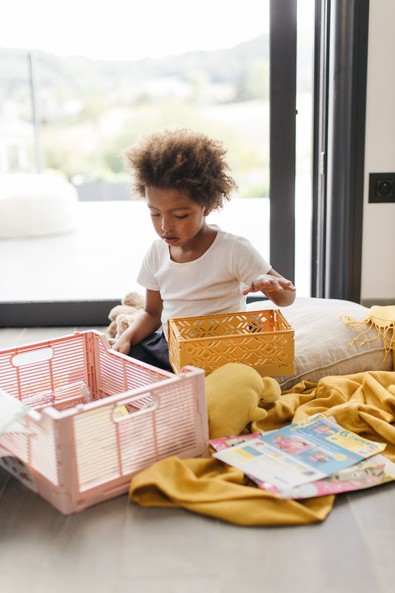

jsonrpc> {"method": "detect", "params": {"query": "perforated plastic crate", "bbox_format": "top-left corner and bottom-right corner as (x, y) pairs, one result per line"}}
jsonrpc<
(168, 309), (294, 376)
(0, 330), (208, 514)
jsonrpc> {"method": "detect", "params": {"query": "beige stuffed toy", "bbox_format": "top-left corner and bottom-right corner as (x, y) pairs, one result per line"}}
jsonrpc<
(107, 291), (144, 340)
(205, 362), (281, 439)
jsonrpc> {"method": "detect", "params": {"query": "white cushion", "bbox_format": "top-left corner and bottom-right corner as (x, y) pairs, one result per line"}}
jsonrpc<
(0, 174), (77, 238)
(247, 297), (393, 390)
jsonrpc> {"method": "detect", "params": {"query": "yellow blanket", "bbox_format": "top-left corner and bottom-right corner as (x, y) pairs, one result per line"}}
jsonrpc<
(129, 370), (395, 526)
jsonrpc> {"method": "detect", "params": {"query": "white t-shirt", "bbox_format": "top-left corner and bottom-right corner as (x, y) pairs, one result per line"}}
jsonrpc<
(137, 228), (271, 339)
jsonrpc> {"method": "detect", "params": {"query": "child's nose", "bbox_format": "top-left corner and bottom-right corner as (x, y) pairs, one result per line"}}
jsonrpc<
(161, 216), (172, 232)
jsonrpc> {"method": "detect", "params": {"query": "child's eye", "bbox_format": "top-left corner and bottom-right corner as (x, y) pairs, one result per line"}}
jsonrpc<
(175, 214), (188, 219)
(150, 213), (160, 218)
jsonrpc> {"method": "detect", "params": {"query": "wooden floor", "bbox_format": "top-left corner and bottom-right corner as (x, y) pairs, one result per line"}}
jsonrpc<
(1, 327), (395, 593)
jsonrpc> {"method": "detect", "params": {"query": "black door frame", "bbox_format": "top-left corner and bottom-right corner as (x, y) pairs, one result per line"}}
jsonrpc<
(311, 0), (370, 302)
(269, 0), (297, 283)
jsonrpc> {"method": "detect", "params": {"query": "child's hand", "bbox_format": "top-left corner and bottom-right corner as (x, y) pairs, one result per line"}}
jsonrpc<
(111, 334), (132, 355)
(242, 274), (296, 296)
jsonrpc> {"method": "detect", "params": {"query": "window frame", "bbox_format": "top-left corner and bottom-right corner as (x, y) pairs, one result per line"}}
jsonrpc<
(269, 0), (297, 284)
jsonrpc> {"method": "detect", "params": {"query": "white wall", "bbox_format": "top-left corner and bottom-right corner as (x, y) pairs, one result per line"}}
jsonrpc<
(361, 0), (395, 304)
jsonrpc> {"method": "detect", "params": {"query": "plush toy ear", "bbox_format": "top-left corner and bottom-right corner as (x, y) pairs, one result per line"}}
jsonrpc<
(251, 408), (268, 422)
(108, 304), (125, 321)
(122, 291), (145, 308)
(250, 408), (270, 434)
(107, 320), (117, 338)
(260, 377), (281, 406)
(116, 313), (135, 338)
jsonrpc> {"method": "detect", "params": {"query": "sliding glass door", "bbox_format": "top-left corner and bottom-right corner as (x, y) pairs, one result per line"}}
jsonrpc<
(0, 0), (315, 325)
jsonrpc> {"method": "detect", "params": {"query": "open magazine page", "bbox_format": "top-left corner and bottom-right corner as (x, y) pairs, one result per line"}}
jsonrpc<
(211, 414), (388, 494)
(210, 432), (395, 498)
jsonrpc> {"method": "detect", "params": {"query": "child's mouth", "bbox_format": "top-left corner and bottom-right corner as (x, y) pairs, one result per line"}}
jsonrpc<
(163, 236), (178, 245)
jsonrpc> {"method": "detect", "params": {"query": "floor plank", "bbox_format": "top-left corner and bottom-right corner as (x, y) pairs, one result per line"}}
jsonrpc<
(0, 328), (25, 348)
(347, 485), (395, 592)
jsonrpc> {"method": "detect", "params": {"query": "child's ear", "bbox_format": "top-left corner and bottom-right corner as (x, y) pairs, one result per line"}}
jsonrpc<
(203, 206), (213, 217)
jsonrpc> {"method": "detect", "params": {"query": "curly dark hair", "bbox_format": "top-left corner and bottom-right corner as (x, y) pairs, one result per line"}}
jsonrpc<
(122, 128), (238, 210)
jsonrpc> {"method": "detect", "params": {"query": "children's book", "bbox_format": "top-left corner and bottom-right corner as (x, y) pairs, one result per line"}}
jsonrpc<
(211, 414), (393, 497)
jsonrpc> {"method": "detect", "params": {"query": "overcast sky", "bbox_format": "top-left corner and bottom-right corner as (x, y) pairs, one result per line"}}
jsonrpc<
(0, 0), (270, 61)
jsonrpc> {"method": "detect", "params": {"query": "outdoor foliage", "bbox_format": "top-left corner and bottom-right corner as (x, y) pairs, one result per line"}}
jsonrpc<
(1, 36), (273, 197)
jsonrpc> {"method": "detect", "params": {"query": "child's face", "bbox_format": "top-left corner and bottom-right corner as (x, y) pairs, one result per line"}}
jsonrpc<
(145, 186), (211, 248)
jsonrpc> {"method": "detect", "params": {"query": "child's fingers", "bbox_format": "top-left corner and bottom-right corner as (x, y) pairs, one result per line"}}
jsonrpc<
(242, 284), (254, 295)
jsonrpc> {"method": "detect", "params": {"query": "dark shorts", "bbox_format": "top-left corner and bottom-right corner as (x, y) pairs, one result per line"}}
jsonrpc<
(128, 331), (173, 372)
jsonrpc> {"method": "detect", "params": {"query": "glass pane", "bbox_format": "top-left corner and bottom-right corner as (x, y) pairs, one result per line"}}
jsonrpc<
(0, 0), (315, 304)
(0, 0), (271, 303)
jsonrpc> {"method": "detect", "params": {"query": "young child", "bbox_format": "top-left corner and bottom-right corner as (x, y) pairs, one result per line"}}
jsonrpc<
(112, 128), (296, 371)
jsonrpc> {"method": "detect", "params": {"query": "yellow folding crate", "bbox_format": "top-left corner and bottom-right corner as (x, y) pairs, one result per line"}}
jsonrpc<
(168, 309), (294, 376)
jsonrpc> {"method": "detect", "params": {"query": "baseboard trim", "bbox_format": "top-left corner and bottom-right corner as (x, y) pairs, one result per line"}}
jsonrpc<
(0, 301), (119, 327)
(361, 298), (395, 308)
(0, 296), (269, 328)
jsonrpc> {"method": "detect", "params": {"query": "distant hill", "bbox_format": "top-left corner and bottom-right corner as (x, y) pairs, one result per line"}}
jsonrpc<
(0, 35), (269, 103)
(0, 34), (312, 189)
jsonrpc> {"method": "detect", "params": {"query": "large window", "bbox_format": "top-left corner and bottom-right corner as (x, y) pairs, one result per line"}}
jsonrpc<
(0, 0), (315, 324)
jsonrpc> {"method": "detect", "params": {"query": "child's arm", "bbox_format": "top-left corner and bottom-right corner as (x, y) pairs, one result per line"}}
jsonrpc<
(242, 268), (296, 307)
(111, 289), (163, 354)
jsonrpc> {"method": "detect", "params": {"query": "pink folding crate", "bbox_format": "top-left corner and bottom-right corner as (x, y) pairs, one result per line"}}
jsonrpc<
(0, 330), (208, 514)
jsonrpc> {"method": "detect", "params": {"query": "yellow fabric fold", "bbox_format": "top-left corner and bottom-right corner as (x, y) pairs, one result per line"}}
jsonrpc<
(129, 370), (395, 526)
(129, 455), (335, 526)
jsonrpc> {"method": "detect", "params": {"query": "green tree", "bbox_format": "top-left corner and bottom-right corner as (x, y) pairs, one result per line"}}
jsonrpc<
(235, 60), (269, 102)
